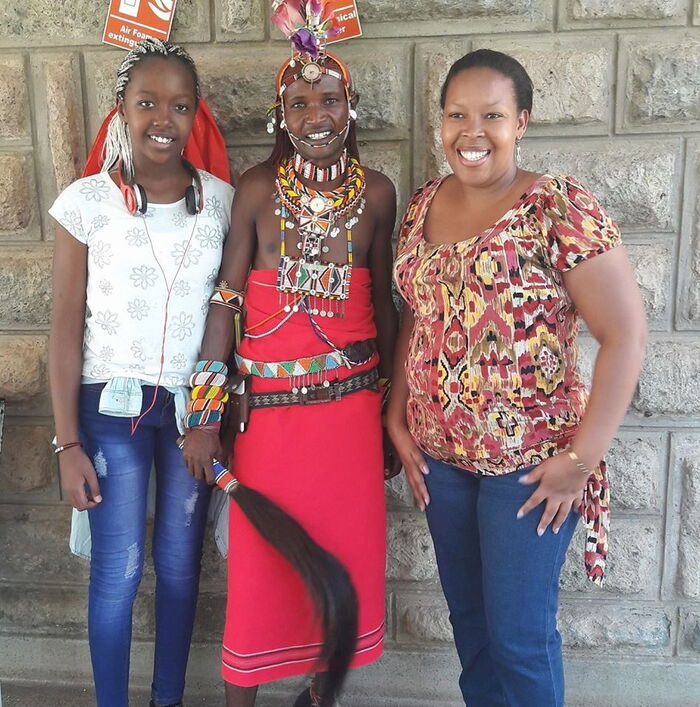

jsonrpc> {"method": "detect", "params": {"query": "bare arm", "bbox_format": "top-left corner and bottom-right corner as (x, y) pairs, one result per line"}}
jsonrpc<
(386, 305), (431, 508)
(565, 247), (647, 465)
(518, 246), (647, 532)
(49, 225), (101, 509)
(182, 169), (259, 479)
(367, 171), (398, 378)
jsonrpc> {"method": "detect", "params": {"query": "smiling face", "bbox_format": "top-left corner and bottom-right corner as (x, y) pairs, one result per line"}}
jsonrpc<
(441, 67), (529, 188)
(118, 56), (197, 173)
(281, 71), (352, 166)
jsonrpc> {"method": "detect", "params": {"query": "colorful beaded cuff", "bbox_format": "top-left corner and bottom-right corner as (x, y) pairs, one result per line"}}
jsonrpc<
(210, 281), (244, 312)
(195, 360), (228, 375)
(189, 370), (228, 388)
(186, 359), (230, 430)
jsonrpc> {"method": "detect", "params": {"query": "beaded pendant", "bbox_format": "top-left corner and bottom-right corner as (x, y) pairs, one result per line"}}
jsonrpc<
(275, 155), (366, 316)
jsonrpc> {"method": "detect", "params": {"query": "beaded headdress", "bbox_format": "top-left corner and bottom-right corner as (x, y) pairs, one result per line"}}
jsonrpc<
(272, 0), (351, 90)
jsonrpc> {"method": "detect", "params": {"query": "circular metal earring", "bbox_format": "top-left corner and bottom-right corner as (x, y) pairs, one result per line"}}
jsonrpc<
(349, 108), (357, 121)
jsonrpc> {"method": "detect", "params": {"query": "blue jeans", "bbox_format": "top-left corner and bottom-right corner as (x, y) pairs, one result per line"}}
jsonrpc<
(423, 455), (578, 707)
(79, 384), (212, 707)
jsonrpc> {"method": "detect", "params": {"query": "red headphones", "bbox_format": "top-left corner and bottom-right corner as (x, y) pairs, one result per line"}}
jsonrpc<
(117, 159), (204, 216)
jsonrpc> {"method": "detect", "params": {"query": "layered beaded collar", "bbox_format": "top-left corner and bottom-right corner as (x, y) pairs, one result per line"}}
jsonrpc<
(293, 150), (347, 183)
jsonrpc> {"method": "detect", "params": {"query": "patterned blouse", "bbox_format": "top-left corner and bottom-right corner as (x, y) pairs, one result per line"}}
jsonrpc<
(393, 174), (621, 583)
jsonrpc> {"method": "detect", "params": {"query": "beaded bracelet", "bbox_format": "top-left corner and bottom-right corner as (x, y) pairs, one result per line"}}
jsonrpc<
(191, 384), (229, 402)
(210, 281), (245, 312)
(186, 359), (230, 430)
(185, 409), (223, 428)
(189, 370), (228, 388)
(194, 360), (228, 375)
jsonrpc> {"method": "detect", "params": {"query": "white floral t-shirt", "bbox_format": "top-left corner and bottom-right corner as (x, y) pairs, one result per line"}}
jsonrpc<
(49, 170), (234, 387)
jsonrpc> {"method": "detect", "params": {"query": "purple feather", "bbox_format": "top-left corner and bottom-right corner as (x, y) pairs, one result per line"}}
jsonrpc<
(292, 28), (319, 57)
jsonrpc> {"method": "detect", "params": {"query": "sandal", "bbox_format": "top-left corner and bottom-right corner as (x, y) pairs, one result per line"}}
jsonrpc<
(292, 679), (341, 707)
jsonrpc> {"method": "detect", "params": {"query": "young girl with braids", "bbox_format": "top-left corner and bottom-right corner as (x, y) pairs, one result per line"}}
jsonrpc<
(49, 39), (233, 707)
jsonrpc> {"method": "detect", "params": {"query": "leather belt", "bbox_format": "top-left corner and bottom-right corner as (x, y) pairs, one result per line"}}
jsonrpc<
(250, 367), (379, 409)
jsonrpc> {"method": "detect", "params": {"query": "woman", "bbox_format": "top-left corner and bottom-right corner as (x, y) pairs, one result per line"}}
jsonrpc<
(388, 49), (646, 706)
(48, 39), (233, 707)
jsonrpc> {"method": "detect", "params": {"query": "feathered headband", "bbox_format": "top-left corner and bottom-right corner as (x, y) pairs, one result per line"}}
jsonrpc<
(272, 0), (352, 92)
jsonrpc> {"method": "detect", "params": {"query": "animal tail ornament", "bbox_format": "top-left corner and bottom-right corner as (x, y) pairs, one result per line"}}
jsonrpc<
(179, 441), (358, 706)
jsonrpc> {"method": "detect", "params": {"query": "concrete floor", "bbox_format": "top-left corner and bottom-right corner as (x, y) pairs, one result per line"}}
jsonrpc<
(0, 681), (295, 707)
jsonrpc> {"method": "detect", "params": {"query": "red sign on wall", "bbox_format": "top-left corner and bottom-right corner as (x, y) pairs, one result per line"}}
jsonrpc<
(327, 0), (362, 44)
(103, 0), (177, 51)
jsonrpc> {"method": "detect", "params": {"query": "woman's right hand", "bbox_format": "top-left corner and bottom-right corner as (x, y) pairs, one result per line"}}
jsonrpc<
(182, 426), (222, 485)
(59, 447), (102, 511)
(387, 422), (430, 511)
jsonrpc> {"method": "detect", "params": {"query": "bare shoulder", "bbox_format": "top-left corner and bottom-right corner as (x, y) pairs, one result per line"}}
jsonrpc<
(235, 163), (276, 207)
(362, 167), (396, 212)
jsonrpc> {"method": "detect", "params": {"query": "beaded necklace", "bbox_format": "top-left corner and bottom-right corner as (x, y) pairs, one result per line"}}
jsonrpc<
(293, 150), (347, 183)
(275, 155), (365, 317)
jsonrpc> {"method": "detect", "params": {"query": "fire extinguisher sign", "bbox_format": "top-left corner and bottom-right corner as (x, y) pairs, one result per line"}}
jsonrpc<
(102, 0), (178, 50)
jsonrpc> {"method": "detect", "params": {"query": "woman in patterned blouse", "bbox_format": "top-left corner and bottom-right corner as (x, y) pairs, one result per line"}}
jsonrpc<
(388, 49), (647, 706)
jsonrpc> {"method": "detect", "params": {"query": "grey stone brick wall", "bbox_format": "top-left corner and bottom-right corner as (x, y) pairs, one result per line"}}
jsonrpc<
(1, 1), (699, 704)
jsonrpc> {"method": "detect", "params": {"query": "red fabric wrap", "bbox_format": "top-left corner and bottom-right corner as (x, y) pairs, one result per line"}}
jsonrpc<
(222, 268), (385, 686)
(81, 98), (230, 183)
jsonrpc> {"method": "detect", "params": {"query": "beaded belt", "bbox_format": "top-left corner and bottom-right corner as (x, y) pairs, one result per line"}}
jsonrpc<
(250, 367), (378, 409)
(235, 338), (377, 378)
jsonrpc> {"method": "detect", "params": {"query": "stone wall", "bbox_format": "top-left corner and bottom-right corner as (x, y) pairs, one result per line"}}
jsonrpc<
(1, 1), (700, 704)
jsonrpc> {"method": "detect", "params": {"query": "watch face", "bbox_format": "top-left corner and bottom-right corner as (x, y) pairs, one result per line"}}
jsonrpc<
(302, 61), (322, 83)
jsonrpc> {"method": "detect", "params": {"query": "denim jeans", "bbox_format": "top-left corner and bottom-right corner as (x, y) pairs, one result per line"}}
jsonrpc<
(79, 384), (212, 707)
(422, 454), (578, 707)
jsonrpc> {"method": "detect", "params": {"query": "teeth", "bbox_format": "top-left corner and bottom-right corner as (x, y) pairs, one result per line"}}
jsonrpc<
(307, 131), (331, 140)
(150, 135), (173, 144)
(459, 149), (489, 161)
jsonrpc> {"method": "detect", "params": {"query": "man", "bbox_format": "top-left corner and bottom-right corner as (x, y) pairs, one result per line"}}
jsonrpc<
(184, 3), (397, 704)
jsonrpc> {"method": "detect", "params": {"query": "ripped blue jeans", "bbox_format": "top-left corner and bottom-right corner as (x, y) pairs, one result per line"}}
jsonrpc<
(79, 383), (211, 707)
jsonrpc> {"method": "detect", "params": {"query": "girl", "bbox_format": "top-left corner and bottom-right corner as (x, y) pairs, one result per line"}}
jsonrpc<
(49, 39), (234, 707)
(389, 49), (647, 706)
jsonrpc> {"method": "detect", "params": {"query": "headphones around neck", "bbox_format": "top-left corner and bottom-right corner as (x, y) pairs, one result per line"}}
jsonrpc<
(117, 159), (204, 216)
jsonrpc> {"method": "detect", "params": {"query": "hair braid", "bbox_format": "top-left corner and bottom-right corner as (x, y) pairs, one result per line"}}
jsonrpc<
(102, 38), (200, 182)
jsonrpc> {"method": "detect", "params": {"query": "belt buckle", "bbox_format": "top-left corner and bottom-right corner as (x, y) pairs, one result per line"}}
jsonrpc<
(301, 385), (333, 405)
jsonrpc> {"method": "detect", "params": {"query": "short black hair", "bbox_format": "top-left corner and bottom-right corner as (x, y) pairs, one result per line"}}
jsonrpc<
(440, 49), (533, 114)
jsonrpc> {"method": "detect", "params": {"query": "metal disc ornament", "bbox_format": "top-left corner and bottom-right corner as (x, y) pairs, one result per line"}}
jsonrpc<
(309, 196), (327, 213)
(302, 61), (322, 83)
